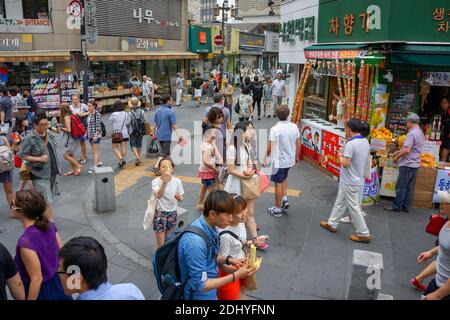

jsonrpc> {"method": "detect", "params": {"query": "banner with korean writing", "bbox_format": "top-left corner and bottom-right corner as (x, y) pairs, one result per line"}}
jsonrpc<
(362, 165), (380, 205)
(380, 166), (399, 197)
(433, 169), (450, 203)
(320, 130), (345, 177)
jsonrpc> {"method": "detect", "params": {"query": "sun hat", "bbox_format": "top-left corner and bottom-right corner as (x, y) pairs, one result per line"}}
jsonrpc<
(128, 96), (142, 108)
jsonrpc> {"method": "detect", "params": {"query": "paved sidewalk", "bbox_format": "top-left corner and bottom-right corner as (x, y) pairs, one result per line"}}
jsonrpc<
(0, 98), (438, 300)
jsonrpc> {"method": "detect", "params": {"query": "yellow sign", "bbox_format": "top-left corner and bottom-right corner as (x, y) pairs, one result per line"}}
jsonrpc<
(207, 53), (214, 59)
(158, 39), (164, 46)
(211, 26), (223, 55)
(64, 68), (73, 73)
(22, 34), (33, 43)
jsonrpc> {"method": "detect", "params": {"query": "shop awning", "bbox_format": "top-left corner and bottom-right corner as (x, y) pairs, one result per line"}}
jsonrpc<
(0, 50), (72, 62)
(304, 44), (369, 60)
(87, 51), (200, 61)
(391, 45), (450, 66)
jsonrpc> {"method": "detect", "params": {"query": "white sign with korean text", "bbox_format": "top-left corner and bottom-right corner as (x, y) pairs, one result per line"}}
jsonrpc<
(433, 169), (450, 203)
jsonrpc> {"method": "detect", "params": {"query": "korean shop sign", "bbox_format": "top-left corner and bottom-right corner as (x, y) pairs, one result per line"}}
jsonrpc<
(189, 25), (212, 53)
(0, 18), (52, 34)
(0, 34), (33, 51)
(280, 16), (315, 43)
(124, 37), (164, 51)
(239, 33), (265, 48)
(318, 0), (389, 43)
(318, 0), (450, 43)
(94, 0), (181, 40)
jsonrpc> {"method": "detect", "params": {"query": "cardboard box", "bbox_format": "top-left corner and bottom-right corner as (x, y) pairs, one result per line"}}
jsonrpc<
(441, 202), (450, 215)
(413, 200), (433, 209)
(414, 167), (438, 192)
(413, 191), (434, 203)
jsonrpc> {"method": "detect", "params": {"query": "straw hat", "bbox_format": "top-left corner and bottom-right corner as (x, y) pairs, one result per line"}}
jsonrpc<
(128, 96), (141, 108)
(438, 191), (450, 204)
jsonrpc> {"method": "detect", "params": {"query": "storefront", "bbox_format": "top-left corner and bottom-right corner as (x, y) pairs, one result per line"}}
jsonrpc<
(263, 31), (279, 73)
(238, 32), (265, 81)
(279, 0), (318, 115)
(295, 0), (450, 207)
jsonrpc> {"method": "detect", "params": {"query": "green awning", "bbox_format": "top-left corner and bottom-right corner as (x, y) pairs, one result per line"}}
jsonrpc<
(391, 45), (450, 66)
(304, 44), (368, 51)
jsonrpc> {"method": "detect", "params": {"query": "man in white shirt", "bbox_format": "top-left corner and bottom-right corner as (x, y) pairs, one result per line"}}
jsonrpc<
(272, 73), (286, 116)
(175, 73), (184, 107)
(320, 118), (372, 243)
(141, 75), (153, 111)
(264, 105), (301, 217)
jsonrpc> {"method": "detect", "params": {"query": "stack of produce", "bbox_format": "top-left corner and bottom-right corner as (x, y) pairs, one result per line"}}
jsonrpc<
(396, 134), (407, 147)
(371, 127), (393, 141)
(420, 153), (437, 168)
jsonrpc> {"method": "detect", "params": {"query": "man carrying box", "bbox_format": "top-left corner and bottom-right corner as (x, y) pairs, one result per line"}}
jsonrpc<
(385, 113), (425, 212)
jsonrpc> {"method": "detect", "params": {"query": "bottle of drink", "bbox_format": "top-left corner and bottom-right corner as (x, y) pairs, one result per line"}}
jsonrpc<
(431, 118), (437, 141)
(436, 118), (442, 141)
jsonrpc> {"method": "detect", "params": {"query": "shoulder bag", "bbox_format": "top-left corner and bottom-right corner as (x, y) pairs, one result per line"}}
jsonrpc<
(111, 113), (127, 144)
(143, 191), (158, 230)
(240, 145), (261, 200)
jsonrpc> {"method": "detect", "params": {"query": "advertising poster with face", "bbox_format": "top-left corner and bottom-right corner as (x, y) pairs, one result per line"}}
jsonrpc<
(301, 124), (322, 164)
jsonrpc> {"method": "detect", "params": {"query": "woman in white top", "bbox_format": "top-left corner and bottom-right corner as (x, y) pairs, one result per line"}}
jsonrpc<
(109, 100), (131, 168)
(151, 157), (184, 248)
(224, 121), (265, 249)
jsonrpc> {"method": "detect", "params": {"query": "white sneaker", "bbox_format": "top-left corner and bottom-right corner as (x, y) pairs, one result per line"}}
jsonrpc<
(340, 212), (366, 224)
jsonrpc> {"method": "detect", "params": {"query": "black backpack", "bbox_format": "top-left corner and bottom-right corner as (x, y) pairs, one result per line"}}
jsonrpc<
(130, 110), (145, 135)
(100, 121), (106, 137)
(153, 225), (211, 300)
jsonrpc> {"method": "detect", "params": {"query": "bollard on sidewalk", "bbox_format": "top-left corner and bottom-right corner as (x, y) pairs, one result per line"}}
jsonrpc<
(94, 167), (116, 213)
(345, 249), (384, 300)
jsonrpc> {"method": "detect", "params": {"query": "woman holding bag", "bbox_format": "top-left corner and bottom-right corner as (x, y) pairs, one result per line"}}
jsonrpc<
(224, 121), (268, 250)
(109, 100), (131, 169)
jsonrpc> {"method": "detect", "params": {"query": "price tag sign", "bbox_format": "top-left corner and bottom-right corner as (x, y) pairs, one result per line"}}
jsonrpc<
(370, 138), (387, 151)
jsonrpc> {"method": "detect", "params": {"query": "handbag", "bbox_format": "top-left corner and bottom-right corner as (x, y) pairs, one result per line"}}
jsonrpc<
(425, 214), (448, 237)
(241, 174), (261, 200)
(258, 170), (270, 193)
(219, 166), (229, 185)
(148, 139), (161, 155)
(143, 192), (157, 230)
(111, 113), (127, 144)
(234, 99), (240, 114)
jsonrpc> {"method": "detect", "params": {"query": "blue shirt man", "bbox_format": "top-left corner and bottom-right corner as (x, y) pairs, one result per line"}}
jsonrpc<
(154, 103), (176, 142)
(178, 215), (219, 300)
(76, 282), (144, 300)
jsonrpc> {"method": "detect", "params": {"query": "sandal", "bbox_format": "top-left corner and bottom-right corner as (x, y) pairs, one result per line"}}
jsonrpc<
(64, 171), (74, 176)
(74, 167), (82, 176)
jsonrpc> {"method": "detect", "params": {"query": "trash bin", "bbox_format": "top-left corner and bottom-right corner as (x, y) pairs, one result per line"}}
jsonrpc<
(94, 167), (116, 213)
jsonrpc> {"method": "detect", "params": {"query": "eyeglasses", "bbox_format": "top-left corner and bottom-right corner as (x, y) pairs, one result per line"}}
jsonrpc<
(218, 114), (224, 118)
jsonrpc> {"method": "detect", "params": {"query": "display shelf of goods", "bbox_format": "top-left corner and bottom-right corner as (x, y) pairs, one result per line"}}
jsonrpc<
(31, 77), (61, 109)
(303, 96), (327, 107)
(395, 134), (406, 147)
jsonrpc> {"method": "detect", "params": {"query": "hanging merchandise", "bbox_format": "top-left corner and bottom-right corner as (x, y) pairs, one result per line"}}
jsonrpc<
(351, 60), (357, 118)
(31, 76), (61, 110)
(369, 65), (380, 125)
(355, 60), (364, 119)
(346, 61), (352, 120)
(291, 61), (310, 124)
(293, 60), (314, 125)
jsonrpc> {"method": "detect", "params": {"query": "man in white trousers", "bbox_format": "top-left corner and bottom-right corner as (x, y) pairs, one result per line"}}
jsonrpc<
(320, 118), (373, 243)
(175, 73), (184, 107)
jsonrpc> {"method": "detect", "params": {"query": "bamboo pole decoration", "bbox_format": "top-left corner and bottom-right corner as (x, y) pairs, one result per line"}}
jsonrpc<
(336, 59), (343, 99)
(367, 64), (375, 122)
(369, 64), (380, 125)
(295, 61), (313, 124)
(355, 60), (365, 119)
(346, 61), (352, 119)
(365, 64), (373, 122)
(351, 60), (357, 118)
(291, 60), (310, 123)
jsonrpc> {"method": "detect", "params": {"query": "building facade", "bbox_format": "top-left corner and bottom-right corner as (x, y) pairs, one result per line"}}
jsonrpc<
(235, 0), (280, 23)
(0, 0), (197, 109)
(200, 0), (216, 22)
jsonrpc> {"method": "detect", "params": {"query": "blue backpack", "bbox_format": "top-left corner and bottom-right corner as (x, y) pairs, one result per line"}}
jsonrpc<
(153, 225), (211, 300)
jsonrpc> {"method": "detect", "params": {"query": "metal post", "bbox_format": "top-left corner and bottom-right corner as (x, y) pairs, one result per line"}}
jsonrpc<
(80, 0), (89, 104)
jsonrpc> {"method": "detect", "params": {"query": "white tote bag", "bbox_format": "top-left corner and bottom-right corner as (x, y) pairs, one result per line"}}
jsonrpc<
(143, 192), (157, 230)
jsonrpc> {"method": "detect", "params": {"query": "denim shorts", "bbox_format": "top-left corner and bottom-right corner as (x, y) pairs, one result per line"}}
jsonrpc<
(89, 138), (101, 145)
(271, 167), (291, 183)
(202, 178), (216, 188)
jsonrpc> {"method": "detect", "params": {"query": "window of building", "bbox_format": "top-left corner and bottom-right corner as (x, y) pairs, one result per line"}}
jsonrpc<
(0, 0), (5, 18)
(22, 0), (49, 19)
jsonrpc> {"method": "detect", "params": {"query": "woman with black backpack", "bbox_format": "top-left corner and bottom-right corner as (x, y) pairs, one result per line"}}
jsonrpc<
(128, 97), (147, 166)
(87, 100), (103, 174)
